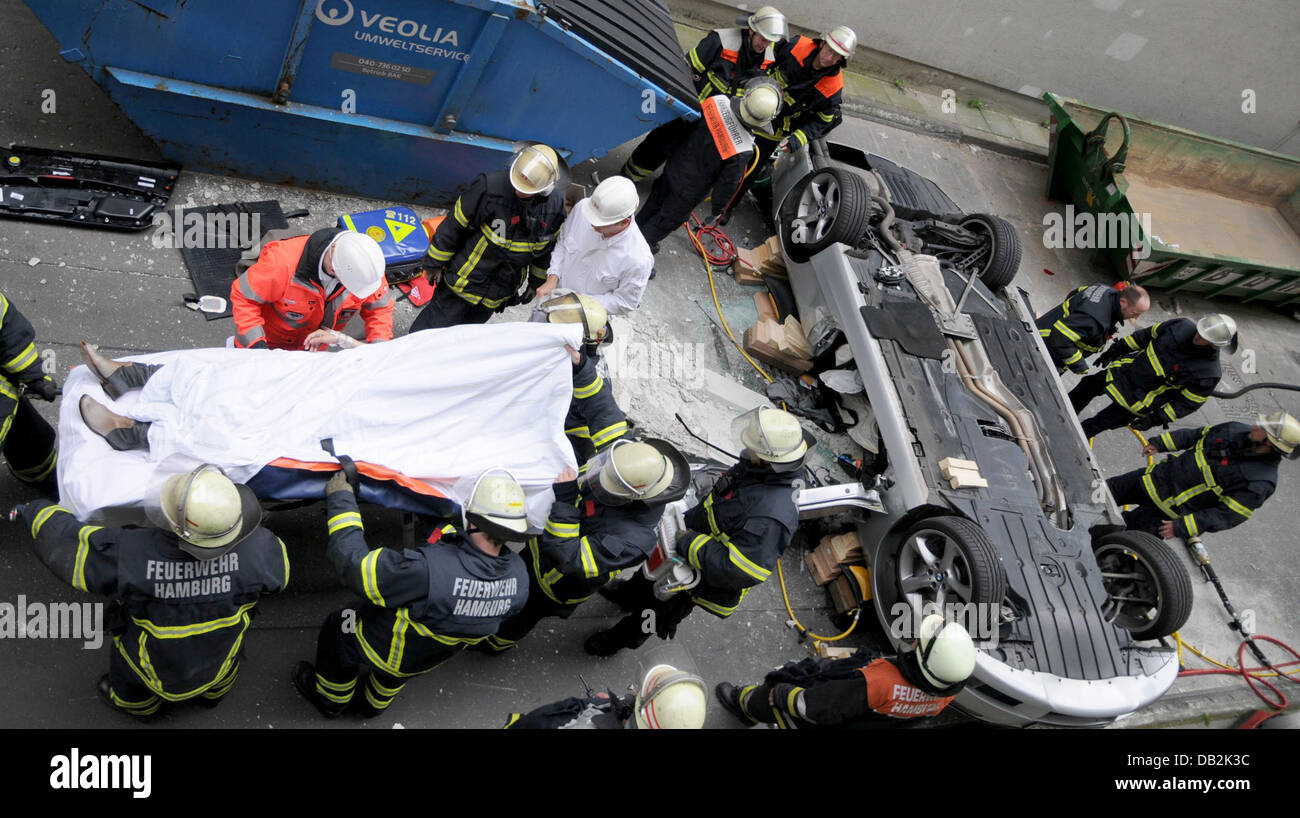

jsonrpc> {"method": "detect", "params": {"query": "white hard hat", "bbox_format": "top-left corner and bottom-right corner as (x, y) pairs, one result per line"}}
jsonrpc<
(738, 81), (782, 129)
(744, 5), (787, 44)
(510, 143), (560, 196)
(733, 407), (807, 469)
(634, 664), (707, 729)
(160, 464), (262, 559)
(1196, 313), (1238, 353)
(332, 231), (386, 298)
(823, 25), (857, 59)
(464, 469), (529, 541)
(542, 291), (608, 344)
(916, 614), (976, 689)
(583, 438), (688, 507)
(1258, 411), (1300, 457)
(581, 176), (639, 227)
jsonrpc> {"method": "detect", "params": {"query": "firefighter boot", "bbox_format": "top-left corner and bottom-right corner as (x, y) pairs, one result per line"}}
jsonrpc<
(714, 682), (762, 726)
(80, 342), (162, 400)
(291, 661), (343, 720)
(583, 614), (651, 657)
(79, 396), (151, 451)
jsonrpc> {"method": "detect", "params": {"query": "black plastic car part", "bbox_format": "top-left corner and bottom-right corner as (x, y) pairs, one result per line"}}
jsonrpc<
(1, 145), (180, 231)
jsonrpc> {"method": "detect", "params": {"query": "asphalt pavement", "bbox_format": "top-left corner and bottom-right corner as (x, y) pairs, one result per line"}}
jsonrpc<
(1, 0), (1297, 730)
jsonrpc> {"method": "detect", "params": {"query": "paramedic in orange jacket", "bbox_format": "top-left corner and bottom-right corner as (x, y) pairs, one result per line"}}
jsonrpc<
(231, 228), (393, 350)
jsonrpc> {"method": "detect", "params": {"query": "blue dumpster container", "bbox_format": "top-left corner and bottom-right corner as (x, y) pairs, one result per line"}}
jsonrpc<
(24, 0), (697, 205)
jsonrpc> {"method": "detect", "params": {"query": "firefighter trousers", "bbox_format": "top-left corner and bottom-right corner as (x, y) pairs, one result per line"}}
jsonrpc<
(409, 277), (496, 333)
(105, 650), (240, 718)
(3, 396), (57, 495)
(1107, 468), (1169, 535)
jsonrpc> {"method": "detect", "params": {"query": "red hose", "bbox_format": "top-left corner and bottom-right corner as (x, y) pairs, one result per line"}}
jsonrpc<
(687, 214), (738, 267)
(1178, 636), (1300, 709)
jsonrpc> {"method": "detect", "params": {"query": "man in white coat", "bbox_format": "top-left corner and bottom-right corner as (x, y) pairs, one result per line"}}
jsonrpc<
(534, 176), (655, 314)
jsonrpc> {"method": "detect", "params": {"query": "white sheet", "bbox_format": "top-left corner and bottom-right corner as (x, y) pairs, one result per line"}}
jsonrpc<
(58, 322), (584, 526)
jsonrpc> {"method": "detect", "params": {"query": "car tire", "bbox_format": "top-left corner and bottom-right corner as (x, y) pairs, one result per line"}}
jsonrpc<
(1092, 530), (1193, 641)
(960, 213), (1021, 290)
(880, 516), (1008, 628)
(779, 167), (873, 261)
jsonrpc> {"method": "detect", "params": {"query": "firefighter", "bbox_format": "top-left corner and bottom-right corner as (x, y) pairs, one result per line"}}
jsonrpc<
(1036, 283), (1150, 374)
(715, 615), (975, 727)
(747, 25), (854, 220)
(230, 228), (392, 350)
(477, 438), (689, 654)
(1069, 314), (1234, 439)
(534, 177), (653, 314)
(293, 468), (530, 718)
(621, 7), (786, 183)
(12, 463), (289, 718)
(584, 407), (807, 656)
(1107, 412), (1299, 540)
(410, 143), (567, 332)
(535, 292), (629, 462)
(0, 292), (59, 495)
(636, 78), (783, 253)
(505, 658), (707, 729)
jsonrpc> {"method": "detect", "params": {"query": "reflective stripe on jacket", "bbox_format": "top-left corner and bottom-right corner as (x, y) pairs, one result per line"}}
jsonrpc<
(1103, 318), (1220, 422)
(1036, 284), (1123, 373)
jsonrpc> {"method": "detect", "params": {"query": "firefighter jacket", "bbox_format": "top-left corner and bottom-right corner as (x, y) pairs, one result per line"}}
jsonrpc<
(22, 500), (289, 700)
(231, 228), (395, 350)
(765, 655), (955, 727)
(565, 350), (629, 454)
(663, 105), (754, 223)
(1102, 318), (1221, 424)
(1142, 422), (1280, 539)
(762, 36), (844, 149)
(504, 692), (631, 729)
(681, 461), (799, 617)
(1036, 284), (1125, 374)
(325, 488), (528, 677)
(525, 480), (664, 608)
(424, 171), (565, 311)
(1, 292), (57, 483)
(687, 28), (776, 102)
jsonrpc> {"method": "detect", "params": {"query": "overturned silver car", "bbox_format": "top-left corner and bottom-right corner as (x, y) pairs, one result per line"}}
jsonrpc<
(774, 140), (1192, 727)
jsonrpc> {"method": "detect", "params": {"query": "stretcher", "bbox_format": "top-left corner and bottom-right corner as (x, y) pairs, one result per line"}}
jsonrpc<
(58, 322), (583, 527)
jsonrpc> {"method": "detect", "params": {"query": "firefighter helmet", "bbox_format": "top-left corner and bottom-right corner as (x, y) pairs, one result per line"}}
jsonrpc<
(541, 291), (608, 344)
(737, 77), (782, 129)
(509, 143), (561, 196)
(464, 469), (530, 541)
(332, 231), (386, 299)
(1196, 313), (1239, 354)
(733, 407), (808, 470)
(583, 438), (689, 507)
(159, 464), (263, 559)
(744, 6), (787, 44)
(823, 25), (857, 59)
(916, 614), (976, 689)
(1259, 411), (1300, 458)
(634, 664), (708, 729)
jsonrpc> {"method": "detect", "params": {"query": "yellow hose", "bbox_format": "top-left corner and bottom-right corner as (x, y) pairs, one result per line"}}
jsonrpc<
(776, 559), (860, 646)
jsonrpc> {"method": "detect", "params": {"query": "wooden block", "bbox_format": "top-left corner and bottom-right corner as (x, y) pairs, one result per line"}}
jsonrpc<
(732, 266), (764, 286)
(948, 472), (989, 489)
(828, 575), (858, 615)
(781, 316), (812, 359)
(743, 323), (813, 375)
(763, 236), (786, 268)
(822, 531), (863, 563)
(753, 291), (778, 322)
(939, 457), (979, 478)
(820, 645), (857, 659)
(804, 549), (838, 586)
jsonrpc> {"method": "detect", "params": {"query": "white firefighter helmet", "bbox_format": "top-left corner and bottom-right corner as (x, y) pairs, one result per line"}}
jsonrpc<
(822, 25), (857, 59)
(744, 6), (787, 44)
(582, 176), (639, 227)
(541, 291), (609, 344)
(916, 614), (976, 689)
(509, 142), (561, 196)
(732, 407), (808, 470)
(634, 664), (708, 729)
(463, 469), (530, 542)
(1258, 411), (1300, 458)
(737, 77), (782, 130)
(332, 231), (386, 299)
(158, 464), (263, 559)
(1196, 313), (1239, 353)
(582, 438), (689, 507)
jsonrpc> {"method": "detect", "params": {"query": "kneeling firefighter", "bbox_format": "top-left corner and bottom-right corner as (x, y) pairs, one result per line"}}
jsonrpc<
(584, 407), (808, 656)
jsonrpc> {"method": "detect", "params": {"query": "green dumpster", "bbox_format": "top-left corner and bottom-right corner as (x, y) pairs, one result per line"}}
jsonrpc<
(1044, 92), (1300, 307)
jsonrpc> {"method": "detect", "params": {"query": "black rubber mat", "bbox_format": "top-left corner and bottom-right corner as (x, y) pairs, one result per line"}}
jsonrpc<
(179, 201), (289, 320)
(860, 301), (948, 359)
